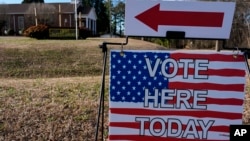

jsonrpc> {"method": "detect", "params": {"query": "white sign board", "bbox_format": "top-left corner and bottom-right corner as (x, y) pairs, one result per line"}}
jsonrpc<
(109, 50), (246, 141)
(125, 0), (236, 39)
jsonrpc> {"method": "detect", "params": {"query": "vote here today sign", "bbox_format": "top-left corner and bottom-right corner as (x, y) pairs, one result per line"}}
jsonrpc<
(109, 50), (246, 141)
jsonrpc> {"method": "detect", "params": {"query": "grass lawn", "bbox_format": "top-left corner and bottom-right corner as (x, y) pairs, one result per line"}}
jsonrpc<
(0, 36), (164, 140)
(0, 36), (249, 141)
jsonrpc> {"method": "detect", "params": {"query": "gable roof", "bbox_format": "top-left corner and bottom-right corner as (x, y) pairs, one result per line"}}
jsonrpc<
(0, 3), (92, 15)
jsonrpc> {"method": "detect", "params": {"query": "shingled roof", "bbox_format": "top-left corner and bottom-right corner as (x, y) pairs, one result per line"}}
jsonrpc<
(0, 3), (92, 15)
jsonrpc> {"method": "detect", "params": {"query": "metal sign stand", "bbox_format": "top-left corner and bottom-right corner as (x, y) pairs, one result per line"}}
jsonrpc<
(94, 37), (129, 141)
(94, 32), (250, 141)
(221, 40), (250, 79)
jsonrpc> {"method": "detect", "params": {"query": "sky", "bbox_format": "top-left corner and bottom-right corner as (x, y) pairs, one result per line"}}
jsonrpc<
(0, 0), (71, 4)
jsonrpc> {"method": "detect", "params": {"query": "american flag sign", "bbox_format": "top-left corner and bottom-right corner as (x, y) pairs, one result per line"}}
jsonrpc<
(109, 50), (246, 141)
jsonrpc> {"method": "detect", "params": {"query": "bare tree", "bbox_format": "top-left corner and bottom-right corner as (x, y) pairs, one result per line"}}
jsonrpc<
(24, 3), (57, 27)
(226, 0), (250, 48)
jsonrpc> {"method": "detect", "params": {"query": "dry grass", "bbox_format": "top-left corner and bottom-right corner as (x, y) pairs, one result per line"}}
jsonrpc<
(0, 37), (249, 141)
(0, 37), (164, 78)
(0, 37), (164, 140)
(0, 76), (105, 141)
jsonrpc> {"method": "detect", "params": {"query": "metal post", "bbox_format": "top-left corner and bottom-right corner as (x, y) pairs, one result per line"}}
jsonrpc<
(94, 37), (129, 141)
(95, 43), (107, 141)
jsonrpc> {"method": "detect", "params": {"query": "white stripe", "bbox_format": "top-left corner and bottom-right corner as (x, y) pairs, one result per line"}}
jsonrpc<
(111, 50), (244, 55)
(172, 61), (246, 70)
(109, 113), (243, 126)
(207, 90), (245, 99)
(208, 61), (246, 70)
(109, 127), (229, 140)
(169, 75), (246, 84)
(110, 90), (244, 100)
(110, 102), (244, 113)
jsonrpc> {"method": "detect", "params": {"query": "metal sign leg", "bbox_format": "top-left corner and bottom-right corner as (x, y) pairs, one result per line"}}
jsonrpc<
(95, 43), (107, 141)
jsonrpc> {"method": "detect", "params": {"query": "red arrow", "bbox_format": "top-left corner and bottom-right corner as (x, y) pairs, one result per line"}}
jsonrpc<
(135, 4), (224, 31)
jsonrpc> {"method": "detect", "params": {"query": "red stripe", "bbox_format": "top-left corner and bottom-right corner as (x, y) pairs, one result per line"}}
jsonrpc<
(171, 53), (244, 62)
(170, 68), (246, 77)
(109, 122), (229, 132)
(110, 108), (242, 120)
(168, 97), (243, 106)
(168, 82), (244, 92)
(109, 135), (228, 141)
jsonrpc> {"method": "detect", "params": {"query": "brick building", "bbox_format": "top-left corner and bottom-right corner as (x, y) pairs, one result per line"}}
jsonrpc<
(0, 2), (97, 35)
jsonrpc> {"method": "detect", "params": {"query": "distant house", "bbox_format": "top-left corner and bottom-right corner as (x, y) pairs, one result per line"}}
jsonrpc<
(0, 3), (97, 35)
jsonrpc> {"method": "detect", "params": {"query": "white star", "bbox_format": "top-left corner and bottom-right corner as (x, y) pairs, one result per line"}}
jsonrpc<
(112, 75), (116, 79)
(144, 54), (147, 58)
(158, 82), (162, 86)
(143, 65), (147, 69)
(112, 54), (116, 58)
(127, 91), (131, 95)
(138, 60), (142, 64)
(138, 71), (142, 75)
(122, 65), (126, 69)
(117, 91), (121, 95)
(117, 81), (121, 85)
(117, 60), (121, 63)
(122, 75), (126, 79)
(154, 55), (158, 58)
(133, 76), (136, 80)
(137, 81), (141, 85)
(143, 76), (147, 80)
(122, 96), (126, 100)
(127, 70), (131, 74)
(112, 65), (116, 68)
(112, 96), (115, 100)
(112, 86), (115, 90)
(148, 82), (152, 86)
(127, 81), (131, 85)
(132, 97), (135, 100)
(117, 70), (121, 74)
(154, 77), (157, 80)
(165, 55), (169, 58)
(137, 92), (141, 95)
(133, 65), (137, 69)
(132, 86), (136, 90)
(122, 86), (126, 90)
(128, 60), (132, 64)
(133, 54), (137, 58)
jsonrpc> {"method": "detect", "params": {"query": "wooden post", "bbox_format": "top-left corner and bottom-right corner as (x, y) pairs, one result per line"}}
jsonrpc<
(215, 40), (219, 51)
(59, 4), (62, 27)
(75, 0), (78, 40)
(79, 12), (81, 28)
(34, 7), (38, 26)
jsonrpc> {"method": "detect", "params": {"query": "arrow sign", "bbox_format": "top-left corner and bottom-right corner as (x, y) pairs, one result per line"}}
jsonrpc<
(125, 0), (236, 39)
(135, 4), (224, 32)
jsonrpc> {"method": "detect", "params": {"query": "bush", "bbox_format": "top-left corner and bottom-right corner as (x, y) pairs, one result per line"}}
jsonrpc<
(24, 25), (93, 39)
(79, 27), (92, 39)
(23, 24), (49, 39)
